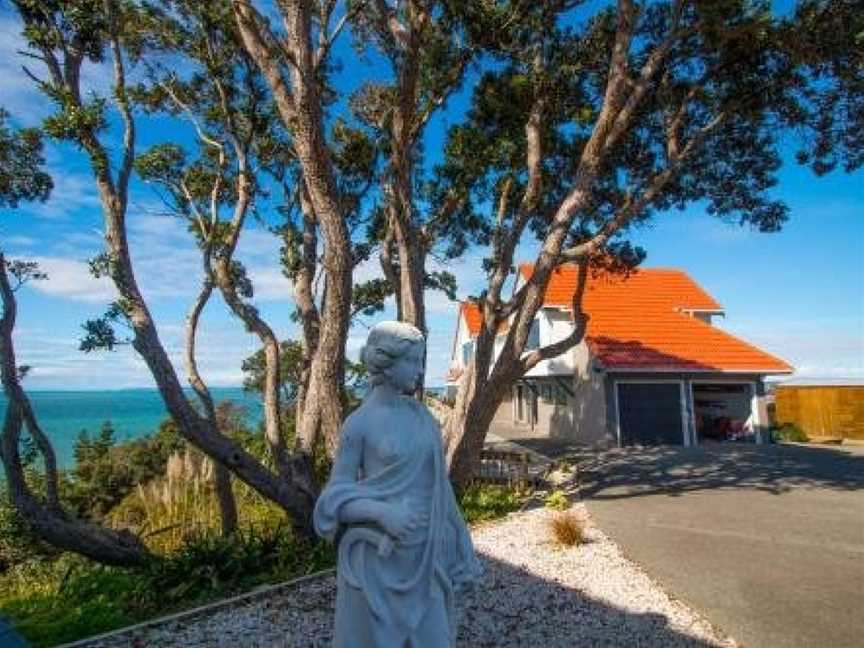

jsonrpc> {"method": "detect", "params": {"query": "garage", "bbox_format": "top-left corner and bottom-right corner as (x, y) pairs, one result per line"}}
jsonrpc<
(692, 382), (756, 443)
(616, 382), (684, 446)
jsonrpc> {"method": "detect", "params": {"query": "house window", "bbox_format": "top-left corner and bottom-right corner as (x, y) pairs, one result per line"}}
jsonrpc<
(461, 341), (474, 366)
(555, 383), (568, 405)
(516, 385), (524, 421)
(526, 319), (540, 351)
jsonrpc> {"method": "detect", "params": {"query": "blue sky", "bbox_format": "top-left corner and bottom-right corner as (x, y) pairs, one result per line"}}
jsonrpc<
(0, 5), (861, 391)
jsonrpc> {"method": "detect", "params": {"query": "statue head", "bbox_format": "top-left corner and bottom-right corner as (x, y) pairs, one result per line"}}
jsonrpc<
(361, 321), (426, 393)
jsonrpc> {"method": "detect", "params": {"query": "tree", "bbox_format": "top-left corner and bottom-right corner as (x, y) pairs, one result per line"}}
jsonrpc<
(0, 110), (53, 208)
(242, 339), (307, 406)
(438, 0), (863, 482)
(1, 255), (151, 565)
(241, 339), (369, 411)
(232, 0), (357, 455)
(10, 0), (319, 538)
(0, 105), (151, 565)
(349, 0), (474, 348)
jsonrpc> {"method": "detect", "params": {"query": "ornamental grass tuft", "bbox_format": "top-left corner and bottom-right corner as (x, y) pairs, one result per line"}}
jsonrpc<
(547, 510), (587, 548)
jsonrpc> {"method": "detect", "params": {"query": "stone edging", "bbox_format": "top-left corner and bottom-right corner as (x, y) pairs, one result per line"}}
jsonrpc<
(58, 568), (336, 648)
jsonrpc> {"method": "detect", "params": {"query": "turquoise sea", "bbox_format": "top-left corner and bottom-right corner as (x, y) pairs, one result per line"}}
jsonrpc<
(0, 388), (264, 470)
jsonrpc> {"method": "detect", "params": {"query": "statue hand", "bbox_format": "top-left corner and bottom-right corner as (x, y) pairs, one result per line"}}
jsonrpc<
(378, 504), (427, 542)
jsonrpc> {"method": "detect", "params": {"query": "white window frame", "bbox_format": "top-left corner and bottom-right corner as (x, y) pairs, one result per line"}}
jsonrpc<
(613, 379), (689, 447)
(688, 379), (761, 445)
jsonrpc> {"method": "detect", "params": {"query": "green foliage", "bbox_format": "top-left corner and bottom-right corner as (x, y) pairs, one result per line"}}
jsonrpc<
(1, 397), (332, 646)
(241, 339), (305, 406)
(0, 108), (52, 208)
(544, 490), (570, 512)
(2, 258), (47, 287)
(773, 423), (809, 443)
(0, 491), (58, 573)
(2, 589), (131, 647)
(457, 483), (525, 524)
(351, 278), (392, 318)
(78, 300), (134, 352)
(0, 530), (336, 648)
(42, 97), (108, 141)
(63, 420), (183, 520)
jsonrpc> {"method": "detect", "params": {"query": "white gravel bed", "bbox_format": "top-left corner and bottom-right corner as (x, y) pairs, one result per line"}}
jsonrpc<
(77, 505), (734, 647)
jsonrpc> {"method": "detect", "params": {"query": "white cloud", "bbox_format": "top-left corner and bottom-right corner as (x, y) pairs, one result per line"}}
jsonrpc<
(26, 171), (103, 220)
(247, 266), (294, 302)
(794, 364), (864, 379)
(25, 256), (118, 302)
(0, 11), (116, 126)
(2, 235), (36, 248)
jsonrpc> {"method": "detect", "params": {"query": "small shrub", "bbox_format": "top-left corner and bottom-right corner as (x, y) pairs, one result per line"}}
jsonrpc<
(547, 511), (587, 547)
(0, 529), (337, 648)
(0, 557), (136, 648)
(457, 484), (525, 523)
(544, 490), (570, 511)
(772, 423), (808, 443)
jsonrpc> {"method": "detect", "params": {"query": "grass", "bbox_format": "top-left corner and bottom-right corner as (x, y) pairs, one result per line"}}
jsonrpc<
(0, 529), (336, 648)
(772, 423), (809, 443)
(547, 510), (587, 547)
(457, 483), (528, 523)
(543, 489), (570, 511)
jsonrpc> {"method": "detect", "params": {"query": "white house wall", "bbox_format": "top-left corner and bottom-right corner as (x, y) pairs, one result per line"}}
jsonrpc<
(524, 308), (577, 377)
(571, 340), (612, 446)
(450, 312), (474, 371)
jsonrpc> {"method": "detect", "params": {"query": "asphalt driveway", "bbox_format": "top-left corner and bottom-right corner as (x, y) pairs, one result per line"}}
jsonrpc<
(577, 443), (864, 648)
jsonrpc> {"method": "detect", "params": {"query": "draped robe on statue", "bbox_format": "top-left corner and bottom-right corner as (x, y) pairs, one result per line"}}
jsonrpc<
(314, 396), (482, 647)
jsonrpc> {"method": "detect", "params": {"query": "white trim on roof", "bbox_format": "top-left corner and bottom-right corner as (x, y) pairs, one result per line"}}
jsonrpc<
(678, 307), (726, 315)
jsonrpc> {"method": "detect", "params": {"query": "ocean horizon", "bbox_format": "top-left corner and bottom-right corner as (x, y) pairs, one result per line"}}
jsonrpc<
(0, 385), (449, 470)
(0, 387), (264, 470)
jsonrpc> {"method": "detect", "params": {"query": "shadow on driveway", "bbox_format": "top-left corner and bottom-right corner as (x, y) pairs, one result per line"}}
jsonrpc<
(577, 443), (864, 499)
(573, 444), (864, 648)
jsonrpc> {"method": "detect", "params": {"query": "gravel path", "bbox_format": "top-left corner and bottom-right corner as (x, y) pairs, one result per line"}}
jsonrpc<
(77, 504), (735, 648)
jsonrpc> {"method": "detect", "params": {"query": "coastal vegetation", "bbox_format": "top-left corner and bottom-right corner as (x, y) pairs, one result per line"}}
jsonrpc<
(0, 410), (524, 646)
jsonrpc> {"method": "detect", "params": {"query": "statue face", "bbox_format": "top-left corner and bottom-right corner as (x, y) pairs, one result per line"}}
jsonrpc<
(389, 342), (425, 394)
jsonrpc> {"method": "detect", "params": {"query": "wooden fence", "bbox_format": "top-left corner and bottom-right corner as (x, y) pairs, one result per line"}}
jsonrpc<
(472, 450), (548, 486)
(774, 385), (864, 441)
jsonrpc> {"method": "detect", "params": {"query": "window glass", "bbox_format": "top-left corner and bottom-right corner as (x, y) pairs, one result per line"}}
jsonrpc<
(461, 341), (474, 365)
(526, 319), (540, 350)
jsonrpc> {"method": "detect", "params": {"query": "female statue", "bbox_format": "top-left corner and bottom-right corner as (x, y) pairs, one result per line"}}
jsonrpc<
(314, 321), (482, 647)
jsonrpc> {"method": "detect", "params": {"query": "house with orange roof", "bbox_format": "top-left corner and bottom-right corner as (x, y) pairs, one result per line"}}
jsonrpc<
(446, 264), (793, 447)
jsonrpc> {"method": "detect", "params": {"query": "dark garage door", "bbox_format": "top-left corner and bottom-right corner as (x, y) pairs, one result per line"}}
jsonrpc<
(617, 383), (683, 445)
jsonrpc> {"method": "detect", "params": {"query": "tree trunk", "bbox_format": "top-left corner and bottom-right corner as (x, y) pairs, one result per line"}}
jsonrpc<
(213, 259), (293, 477)
(234, 0), (355, 457)
(293, 184), (321, 437)
(212, 462), (238, 535)
(184, 274), (238, 536)
(0, 253), (150, 566)
(297, 268), (349, 457)
(443, 341), (514, 486)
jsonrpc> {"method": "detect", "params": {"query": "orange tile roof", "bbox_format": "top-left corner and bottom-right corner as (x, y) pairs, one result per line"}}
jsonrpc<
(459, 301), (483, 335)
(518, 263), (723, 312)
(458, 301), (510, 336)
(486, 264), (793, 374)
